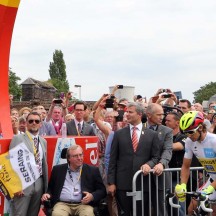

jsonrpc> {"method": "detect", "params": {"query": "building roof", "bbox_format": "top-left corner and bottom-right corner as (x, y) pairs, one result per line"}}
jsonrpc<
(21, 78), (56, 90)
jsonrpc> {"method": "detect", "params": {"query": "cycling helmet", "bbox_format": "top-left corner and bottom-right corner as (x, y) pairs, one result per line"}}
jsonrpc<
(179, 111), (204, 131)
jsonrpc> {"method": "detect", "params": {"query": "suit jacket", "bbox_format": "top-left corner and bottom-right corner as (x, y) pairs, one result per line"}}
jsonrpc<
(152, 124), (173, 190)
(9, 132), (48, 193)
(47, 163), (107, 207)
(39, 121), (56, 136)
(107, 125), (161, 191)
(66, 119), (96, 136)
(156, 125), (173, 168)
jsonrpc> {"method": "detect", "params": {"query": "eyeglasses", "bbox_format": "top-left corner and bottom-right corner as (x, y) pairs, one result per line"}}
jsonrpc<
(75, 109), (84, 112)
(28, 119), (40, 124)
(70, 153), (83, 158)
(183, 126), (200, 136)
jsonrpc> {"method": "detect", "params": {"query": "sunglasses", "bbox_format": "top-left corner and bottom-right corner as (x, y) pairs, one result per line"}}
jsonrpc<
(183, 126), (200, 136)
(28, 119), (40, 124)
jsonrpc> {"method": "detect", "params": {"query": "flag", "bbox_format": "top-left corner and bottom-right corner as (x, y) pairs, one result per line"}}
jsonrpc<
(0, 143), (40, 200)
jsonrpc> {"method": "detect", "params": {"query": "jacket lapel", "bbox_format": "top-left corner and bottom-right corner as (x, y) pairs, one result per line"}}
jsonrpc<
(81, 164), (87, 191)
(23, 133), (34, 153)
(136, 124), (146, 151)
(82, 122), (87, 135)
(71, 120), (78, 135)
(39, 137), (46, 156)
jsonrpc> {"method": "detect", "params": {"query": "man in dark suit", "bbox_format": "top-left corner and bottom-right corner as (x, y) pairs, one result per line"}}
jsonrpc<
(66, 101), (95, 136)
(41, 145), (106, 216)
(146, 103), (173, 216)
(107, 102), (160, 216)
(9, 112), (48, 216)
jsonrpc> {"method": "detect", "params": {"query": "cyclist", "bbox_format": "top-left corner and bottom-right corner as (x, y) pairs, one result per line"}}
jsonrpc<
(175, 111), (216, 214)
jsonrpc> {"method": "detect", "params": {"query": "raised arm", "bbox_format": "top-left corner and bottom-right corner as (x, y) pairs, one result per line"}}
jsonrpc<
(94, 99), (112, 139)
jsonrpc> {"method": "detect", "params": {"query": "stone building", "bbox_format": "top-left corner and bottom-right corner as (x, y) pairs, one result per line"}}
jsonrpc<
(21, 78), (56, 101)
(12, 78), (95, 110)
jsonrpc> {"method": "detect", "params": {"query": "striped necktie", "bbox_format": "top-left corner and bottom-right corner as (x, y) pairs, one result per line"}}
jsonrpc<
(34, 137), (42, 176)
(132, 127), (138, 152)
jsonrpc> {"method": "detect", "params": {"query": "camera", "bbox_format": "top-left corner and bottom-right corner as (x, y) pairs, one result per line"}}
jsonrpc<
(163, 94), (172, 98)
(117, 85), (123, 89)
(53, 99), (63, 104)
(105, 98), (114, 109)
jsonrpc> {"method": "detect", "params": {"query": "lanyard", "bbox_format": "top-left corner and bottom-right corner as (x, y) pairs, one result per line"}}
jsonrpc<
(67, 167), (82, 188)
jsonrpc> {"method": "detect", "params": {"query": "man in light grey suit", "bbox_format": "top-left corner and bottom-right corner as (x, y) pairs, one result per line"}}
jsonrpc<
(66, 101), (95, 136)
(146, 103), (173, 216)
(9, 112), (48, 216)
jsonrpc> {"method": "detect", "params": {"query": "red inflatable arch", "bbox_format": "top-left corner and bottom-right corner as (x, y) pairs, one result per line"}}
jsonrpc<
(0, 0), (19, 138)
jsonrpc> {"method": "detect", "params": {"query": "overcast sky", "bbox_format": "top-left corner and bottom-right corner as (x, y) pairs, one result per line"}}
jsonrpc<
(10, 0), (216, 102)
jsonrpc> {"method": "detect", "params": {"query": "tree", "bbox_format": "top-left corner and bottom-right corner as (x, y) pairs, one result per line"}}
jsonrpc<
(193, 82), (216, 103)
(9, 69), (22, 100)
(49, 50), (69, 95)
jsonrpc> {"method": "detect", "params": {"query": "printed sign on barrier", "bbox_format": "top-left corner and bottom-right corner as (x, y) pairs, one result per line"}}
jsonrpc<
(0, 143), (40, 200)
(52, 138), (76, 166)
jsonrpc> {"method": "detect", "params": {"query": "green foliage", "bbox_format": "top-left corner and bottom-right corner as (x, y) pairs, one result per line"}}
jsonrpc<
(193, 82), (216, 103)
(9, 69), (22, 100)
(52, 79), (70, 96)
(49, 50), (69, 94)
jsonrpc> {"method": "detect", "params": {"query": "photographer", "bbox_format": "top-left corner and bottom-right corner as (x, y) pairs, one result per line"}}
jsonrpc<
(155, 89), (177, 107)
(92, 85), (122, 111)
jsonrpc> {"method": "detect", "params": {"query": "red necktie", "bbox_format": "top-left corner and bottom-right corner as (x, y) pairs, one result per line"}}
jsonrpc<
(132, 127), (138, 152)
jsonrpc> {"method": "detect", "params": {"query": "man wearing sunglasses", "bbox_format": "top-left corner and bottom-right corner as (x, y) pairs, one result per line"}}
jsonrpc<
(175, 111), (216, 209)
(9, 112), (48, 216)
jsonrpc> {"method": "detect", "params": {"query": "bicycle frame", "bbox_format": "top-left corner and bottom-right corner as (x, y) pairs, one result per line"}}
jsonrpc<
(168, 192), (213, 215)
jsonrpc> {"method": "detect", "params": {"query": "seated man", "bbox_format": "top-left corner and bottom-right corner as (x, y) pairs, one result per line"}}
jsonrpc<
(41, 145), (106, 216)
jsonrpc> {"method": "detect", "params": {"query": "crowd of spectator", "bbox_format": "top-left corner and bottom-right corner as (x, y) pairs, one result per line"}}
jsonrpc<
(1, 86), (216, 216)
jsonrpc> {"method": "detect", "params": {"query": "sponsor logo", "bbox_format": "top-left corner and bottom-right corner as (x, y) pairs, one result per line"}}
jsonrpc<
(204, 148), (216, 158)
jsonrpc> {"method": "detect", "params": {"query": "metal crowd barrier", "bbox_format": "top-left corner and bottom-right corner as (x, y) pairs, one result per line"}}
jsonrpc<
(126, 167), (213, 216)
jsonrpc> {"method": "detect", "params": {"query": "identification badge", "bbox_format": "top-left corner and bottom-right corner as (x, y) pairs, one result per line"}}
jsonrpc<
(73, 188), (80, 196)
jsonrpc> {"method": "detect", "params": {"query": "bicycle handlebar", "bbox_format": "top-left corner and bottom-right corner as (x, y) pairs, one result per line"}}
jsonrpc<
(168, 192), (213, 213)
